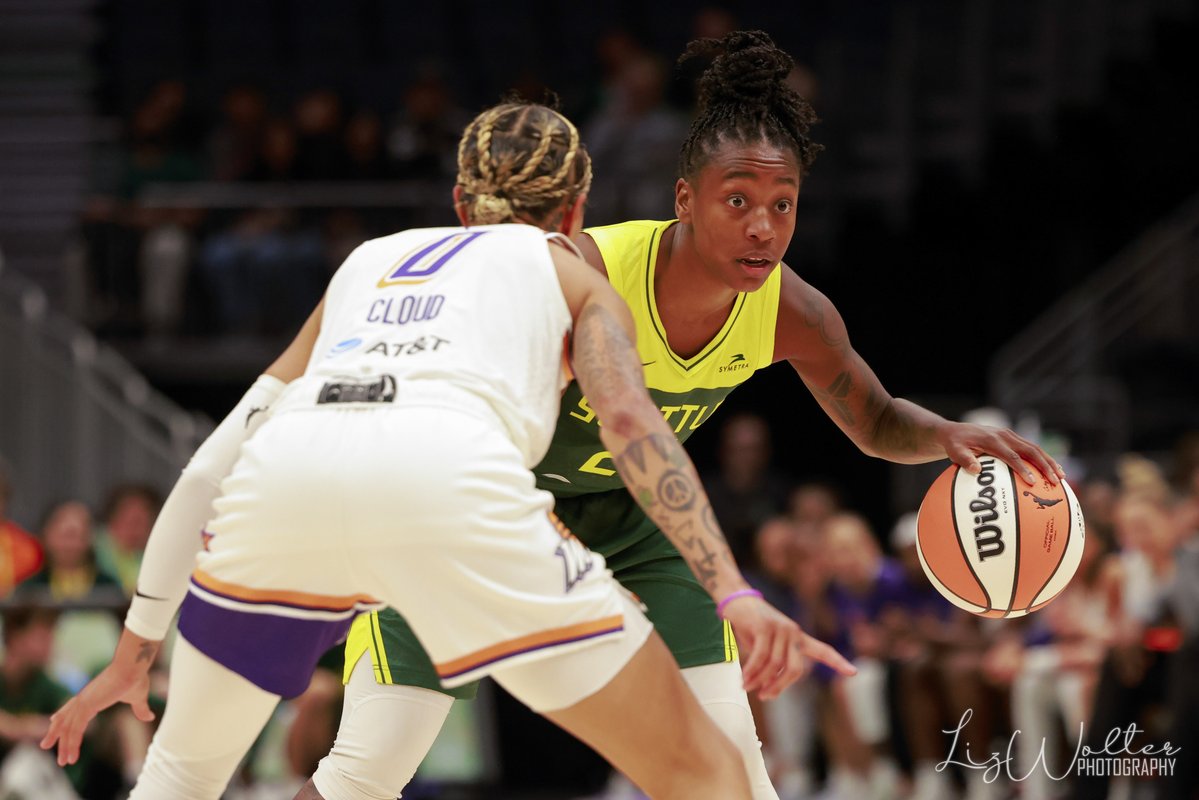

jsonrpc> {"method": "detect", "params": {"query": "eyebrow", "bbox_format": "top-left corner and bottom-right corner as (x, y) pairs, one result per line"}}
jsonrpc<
(721, 169), (799, 186)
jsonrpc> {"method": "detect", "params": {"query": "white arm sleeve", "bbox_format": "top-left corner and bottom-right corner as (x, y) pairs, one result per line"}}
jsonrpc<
(124, 374), (286, 640)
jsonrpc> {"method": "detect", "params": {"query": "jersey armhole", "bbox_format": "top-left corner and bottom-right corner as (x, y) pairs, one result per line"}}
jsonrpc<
(544, 232), (584, 259)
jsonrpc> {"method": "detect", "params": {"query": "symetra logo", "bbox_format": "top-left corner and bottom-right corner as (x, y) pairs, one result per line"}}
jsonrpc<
(718, 353), (750, 374)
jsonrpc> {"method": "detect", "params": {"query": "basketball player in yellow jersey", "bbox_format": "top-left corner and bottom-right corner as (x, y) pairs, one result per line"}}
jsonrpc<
(302, 31), (1063, 800)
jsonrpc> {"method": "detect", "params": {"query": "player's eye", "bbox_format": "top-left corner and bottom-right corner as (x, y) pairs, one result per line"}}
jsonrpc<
(776, 199), (794, 214)
(726, 195), (746, 209)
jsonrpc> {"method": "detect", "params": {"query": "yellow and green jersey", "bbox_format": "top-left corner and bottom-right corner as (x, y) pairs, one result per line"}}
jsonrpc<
(534, 219), (782, 497)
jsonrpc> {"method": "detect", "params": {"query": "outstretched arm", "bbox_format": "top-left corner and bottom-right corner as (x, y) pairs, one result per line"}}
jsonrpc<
(42, 299), (325, 766)
(776, 269), (1063, 485)
(550, 248), (854, 698)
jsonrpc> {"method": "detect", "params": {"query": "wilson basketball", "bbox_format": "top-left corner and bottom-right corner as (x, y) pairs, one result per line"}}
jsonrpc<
(916, 457), (1085, 618)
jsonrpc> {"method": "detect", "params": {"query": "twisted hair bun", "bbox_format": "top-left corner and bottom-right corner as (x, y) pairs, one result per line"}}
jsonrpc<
(456, 103), (591, 228)
(677, 30), (822, 178)
(687, 30), (793, 109)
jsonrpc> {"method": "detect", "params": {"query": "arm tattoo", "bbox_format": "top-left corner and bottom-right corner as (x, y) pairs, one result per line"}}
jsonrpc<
(136, 642), (157, 665)
(571, 303), (642, 408)
(800, 290), (847, 351)
(819, 370), (857, 427)
(612, 432), (732, 592)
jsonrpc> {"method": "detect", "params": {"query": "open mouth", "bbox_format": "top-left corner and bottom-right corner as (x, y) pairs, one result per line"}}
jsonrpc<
(738, 258), (772, 268)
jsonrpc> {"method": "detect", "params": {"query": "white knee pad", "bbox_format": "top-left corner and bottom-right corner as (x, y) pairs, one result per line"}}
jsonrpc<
(312, 652), (454, 800)
(682, 661), (779, 800)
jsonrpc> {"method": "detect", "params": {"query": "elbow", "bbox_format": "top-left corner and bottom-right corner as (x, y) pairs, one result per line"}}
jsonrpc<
(592, 387), (657, 442)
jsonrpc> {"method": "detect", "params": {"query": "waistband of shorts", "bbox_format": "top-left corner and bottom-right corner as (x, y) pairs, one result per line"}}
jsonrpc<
(274, 376), (501, 423)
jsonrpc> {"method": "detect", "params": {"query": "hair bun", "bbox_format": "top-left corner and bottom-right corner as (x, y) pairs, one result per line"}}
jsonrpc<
(685, 30), (793, 108)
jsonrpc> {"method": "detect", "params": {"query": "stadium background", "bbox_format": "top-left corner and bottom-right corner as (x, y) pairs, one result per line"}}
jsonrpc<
(1, 0), (1198, 798)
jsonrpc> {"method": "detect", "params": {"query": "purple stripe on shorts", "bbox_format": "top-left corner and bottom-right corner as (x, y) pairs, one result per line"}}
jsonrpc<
(178, 591), (353, 698)
(439, 623), (624, 682)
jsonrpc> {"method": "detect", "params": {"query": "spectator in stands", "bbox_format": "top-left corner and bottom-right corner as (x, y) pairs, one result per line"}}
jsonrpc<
(751, 519), (832, 799)
(344, 109), (389, 180)
(1158, 463), (1199, 800)
(0, 605), (79, 799)
(788, 480), (844, 532)
(293, 89), (348, 180)
(702, 413), (792, 567)
(888, 511), (1002, 800)
(386, 73), (470, 179)
(17, 501), (123, 693)
(745, 516), (803, 612)
(17, 501), (121, 606)
(1010, 522), (1114, 800)
(583, 49), (688, 223)
(820, 512), (906, 799)
(1071, 455), (1182, 800)
(0, 458), (42, 598)
(208, 85), (268, 182)
(93, 484), (162, 597)
(196, 207), (326, 336)
(250, 118), (300, 182)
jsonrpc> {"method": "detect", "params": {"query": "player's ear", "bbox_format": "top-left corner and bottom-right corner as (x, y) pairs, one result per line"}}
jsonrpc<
(452, 185), (470, 226)
(560, 193), (587, 238)
(674, 178), (692, 223)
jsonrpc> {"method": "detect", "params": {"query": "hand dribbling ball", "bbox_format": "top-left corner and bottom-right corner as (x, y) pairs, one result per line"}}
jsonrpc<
(916, 456), (1085, 618)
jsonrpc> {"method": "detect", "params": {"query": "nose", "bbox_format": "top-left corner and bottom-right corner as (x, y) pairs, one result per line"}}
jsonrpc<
(746, 207), (774, 243)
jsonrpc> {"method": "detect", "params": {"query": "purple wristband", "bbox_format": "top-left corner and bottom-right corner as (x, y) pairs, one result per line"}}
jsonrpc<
(716, 588), (763, 619)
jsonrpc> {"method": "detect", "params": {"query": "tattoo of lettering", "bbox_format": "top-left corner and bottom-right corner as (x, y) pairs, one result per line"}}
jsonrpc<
(657, 469), (697, 511)
(136, 642), (157, 665)
(800, 290), (847, 351)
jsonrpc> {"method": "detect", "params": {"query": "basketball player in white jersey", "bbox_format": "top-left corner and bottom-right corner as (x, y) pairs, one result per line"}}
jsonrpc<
(41, 102), (852, 800)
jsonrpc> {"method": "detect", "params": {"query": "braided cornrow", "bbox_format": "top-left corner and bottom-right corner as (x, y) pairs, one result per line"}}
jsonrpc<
(456, 103), (592, 227)
(678, 30), (822, 179)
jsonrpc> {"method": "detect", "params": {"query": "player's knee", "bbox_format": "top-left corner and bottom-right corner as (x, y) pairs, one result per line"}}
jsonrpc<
(312, 755), (398, 800)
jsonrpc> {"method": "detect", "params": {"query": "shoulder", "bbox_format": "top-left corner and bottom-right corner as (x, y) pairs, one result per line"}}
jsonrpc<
(580, 220), (673, 275)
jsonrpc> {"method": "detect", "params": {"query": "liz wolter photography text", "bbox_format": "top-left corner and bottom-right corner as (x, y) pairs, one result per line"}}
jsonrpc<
(938, 709), (1181, 784)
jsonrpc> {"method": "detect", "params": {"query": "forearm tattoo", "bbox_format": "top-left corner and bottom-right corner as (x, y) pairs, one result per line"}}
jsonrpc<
(571, 303), (643, 409)
(613, 432), (735, 592)
(136, 642), (157, 665)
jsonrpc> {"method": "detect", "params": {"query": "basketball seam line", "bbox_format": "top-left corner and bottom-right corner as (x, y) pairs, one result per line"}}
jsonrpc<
(1004, 465), (1021, 618)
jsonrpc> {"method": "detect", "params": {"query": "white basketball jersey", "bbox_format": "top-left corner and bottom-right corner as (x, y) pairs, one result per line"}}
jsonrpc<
(282, 224), (573, 467)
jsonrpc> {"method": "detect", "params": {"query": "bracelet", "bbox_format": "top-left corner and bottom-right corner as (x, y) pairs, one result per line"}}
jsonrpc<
(716, 589), (763, 619)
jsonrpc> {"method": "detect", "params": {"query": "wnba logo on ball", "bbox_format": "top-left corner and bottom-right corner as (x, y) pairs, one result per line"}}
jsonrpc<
(970, 459), (1005, 561)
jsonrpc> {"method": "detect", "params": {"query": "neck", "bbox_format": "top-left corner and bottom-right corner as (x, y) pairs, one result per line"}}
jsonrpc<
(659, 223), (738, 319)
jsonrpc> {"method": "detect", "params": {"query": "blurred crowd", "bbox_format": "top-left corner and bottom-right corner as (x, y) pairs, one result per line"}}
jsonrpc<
(78, 14), (760, 343)
(702, 416), (1199, 800)
(4, 420), (1199, 799)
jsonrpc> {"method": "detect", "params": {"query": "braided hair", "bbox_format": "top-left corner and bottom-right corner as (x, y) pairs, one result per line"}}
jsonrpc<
(456, 103), (592, 227)
(678, 30), (822, 180)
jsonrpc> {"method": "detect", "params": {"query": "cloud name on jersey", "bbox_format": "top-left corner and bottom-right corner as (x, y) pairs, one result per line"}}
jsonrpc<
(366, 294), (444, 326)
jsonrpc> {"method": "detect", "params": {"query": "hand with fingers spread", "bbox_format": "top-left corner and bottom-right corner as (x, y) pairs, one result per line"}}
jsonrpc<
(40, 629), (159, 767)
(935, 422), (1065, 487)
(719, 591), (856, 701)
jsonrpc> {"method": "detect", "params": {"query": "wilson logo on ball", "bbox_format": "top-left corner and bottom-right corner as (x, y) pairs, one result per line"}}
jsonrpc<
(916, 456), (1085, 619)
(970, 459), (1005, 562)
